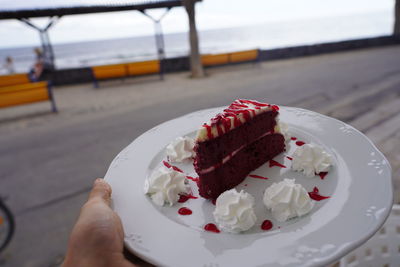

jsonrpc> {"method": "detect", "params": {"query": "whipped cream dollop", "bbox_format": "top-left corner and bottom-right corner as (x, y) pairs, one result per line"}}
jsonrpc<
(166, 136), (195, 162)
(275, 120), (290, 142)
(263, 179), (314, 222)
(144, 167), (190, 206)
(213, 189), (257, 233)
(291, 143), (333, 177)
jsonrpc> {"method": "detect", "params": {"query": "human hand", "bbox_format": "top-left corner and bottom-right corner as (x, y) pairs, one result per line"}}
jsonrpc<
(62, 178), (136, 267)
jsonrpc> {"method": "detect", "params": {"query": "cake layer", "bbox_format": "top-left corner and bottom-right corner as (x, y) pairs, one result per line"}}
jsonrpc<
(194, 110), (278, 171)
(198, 133), (285, 199)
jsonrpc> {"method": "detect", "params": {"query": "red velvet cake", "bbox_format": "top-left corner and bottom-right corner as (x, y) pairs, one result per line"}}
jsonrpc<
(194, 99), (285, 199)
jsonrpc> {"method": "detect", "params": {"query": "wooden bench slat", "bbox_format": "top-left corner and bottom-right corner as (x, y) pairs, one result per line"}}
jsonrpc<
(0, 73), (30, 87)
(92, 64), (127, 80)
(0, 87), (49, 108)
(201, 49), (259, 67)
(0, 82), (48, 94)
(127, 60), (160, 76)
(201, 54), (230, 66)
(229, 49), (258, 63)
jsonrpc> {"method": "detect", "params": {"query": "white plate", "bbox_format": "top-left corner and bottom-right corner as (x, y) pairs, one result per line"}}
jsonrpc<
(104, 106), (393, 267)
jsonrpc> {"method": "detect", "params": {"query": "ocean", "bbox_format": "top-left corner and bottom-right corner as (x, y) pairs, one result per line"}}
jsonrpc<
(0, 10), (393, 74)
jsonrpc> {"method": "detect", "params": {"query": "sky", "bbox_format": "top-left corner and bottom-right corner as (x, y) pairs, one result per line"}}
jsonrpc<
(0, 0), (395, 48)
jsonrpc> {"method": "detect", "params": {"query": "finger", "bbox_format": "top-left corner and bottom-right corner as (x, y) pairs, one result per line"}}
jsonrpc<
(88, 178), (112, 206)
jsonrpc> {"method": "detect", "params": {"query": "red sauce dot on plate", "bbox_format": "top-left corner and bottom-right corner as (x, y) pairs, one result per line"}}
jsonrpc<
(178, 207), (192, 215)
(269, 159), (286, 168)
(308, 187), (330, 201)
(291, 137), (297, 141)
(261, 220), (273, 231)
(249, 174), (269, 180)
(318, 172), (328, 180)
(296, 141), (306, 146)
(204, 223), (220, 233)
(178, 194), (197, 203)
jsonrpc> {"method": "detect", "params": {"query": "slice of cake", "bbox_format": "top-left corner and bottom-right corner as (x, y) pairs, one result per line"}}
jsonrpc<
(194, 99), (286, 199)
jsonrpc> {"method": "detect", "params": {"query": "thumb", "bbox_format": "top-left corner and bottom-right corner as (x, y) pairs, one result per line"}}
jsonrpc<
(88, 178), (112, 206)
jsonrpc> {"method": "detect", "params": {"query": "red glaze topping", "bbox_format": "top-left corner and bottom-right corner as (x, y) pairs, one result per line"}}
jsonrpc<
(318, 172), (328, 180)
(201, 99), (278, 140)
(178, 207), (192, 215)
(178, 194), (198, 203)
(308, 187), (330, 201)
(249, 174), (269, 180)
(269, 159), (286, 168)
(162, 161), (183, 173)
(204, 223), (220, 233)
(261, 220), (273, 230)
(296, 141), (306, 146)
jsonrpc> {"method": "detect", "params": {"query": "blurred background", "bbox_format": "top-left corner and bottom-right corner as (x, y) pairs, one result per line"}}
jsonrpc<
(0, 0), (399, 266)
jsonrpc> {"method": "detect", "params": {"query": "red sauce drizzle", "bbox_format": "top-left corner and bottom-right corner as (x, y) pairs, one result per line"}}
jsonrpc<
(204, 223), (220, 233)
(286, 156), (293, 160)
(291, 137), (297, 141)
(261, 220), (273, 231)
(178, 207), (192, 215)
(186, 176), (199, 182)
(296, 141), (306, 146)
(308, 187), (330, 201)
(201, 100), (278, 139)
(269, 159), (286, 168)
(249, 174), (269, 180)
(162, 161), (184, 173)
(240, 99), (269, 107)
(203, 124), (213, 139)
(178, 194), (198, 203)
(318, 172), (328, 180)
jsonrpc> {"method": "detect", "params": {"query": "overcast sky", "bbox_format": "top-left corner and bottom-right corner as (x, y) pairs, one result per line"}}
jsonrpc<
(0, 0), (394, 48)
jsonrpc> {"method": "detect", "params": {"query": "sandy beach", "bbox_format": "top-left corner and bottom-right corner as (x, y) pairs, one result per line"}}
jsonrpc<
(0, 45), (399, 266)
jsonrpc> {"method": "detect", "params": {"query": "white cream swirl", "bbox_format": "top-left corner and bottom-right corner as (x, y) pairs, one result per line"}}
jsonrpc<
(144, 167), (190, 206)
(291, 143), (333, 177)
(166, 136), (195, 162)
(213, 189), (257, 233)
(263, 179), (314, 222)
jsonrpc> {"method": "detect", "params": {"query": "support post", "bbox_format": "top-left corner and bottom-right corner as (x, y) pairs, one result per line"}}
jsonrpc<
(183, 0), (204, 78)
(19, 16), (60, 71)
(139, 8), (171, 80)
(395, 0), (400, 35)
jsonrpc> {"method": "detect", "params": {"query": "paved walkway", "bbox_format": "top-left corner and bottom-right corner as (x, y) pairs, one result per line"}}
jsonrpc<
(0, 45), (399, 267)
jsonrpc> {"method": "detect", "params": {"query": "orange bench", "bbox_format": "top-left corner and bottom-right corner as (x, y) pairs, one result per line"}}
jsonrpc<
(0, 81), (57, 112)
(127, 60), (160, 76)
(92, 60), (161, 87)
(229, 49), (259, 63)
(201, 49), (260, 67)
(0, 73), (30, 87)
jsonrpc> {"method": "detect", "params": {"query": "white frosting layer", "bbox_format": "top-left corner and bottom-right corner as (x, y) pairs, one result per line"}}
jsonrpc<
(291, 143), (333, 177)
(263, 179), (314, 222)
(144, 167), (190, 206)
(166, 136), (195, 162)
(213, 189), (257, 233)
(274, 120), (290, 143)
